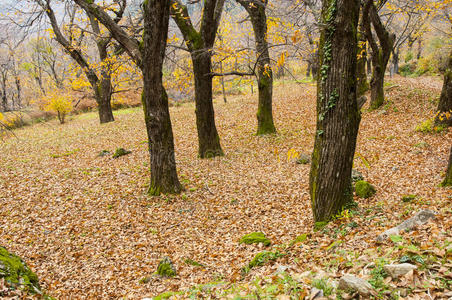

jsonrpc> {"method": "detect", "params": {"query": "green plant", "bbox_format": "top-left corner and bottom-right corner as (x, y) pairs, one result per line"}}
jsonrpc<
(312, 278), (334, 296)
(239, 232), (271, 246)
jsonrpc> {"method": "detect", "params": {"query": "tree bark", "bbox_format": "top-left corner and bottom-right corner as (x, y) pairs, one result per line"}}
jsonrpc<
(142, 0), (183, 195)
(357, 7), (369, 96)
(74, 0), (183, 195)
(363, 0), (395, 110)
(309, 0), (361, 223)
(434, 50), (452, 127)
(237, 0), (276, 135)
(442, 146), (452, 187)
(170, 0), (224, 158)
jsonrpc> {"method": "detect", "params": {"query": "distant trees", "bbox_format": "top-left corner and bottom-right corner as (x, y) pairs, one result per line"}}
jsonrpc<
(236, 0), (276, 135)
(309, 0), (361, 222)
(170, 0), (225, 158)
(73, 0), (183, 195)
(35, 0), (122, 124)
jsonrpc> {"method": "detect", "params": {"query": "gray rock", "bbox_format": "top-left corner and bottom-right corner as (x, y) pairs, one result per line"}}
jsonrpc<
(383, 263), (417, 278)
(377, 210), (437, 242)
(338, 275), (375, 296)
(310, 287), (324, 299)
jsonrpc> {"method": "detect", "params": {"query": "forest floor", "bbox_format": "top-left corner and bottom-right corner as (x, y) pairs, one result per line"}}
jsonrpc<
(0, 75), (451, 299)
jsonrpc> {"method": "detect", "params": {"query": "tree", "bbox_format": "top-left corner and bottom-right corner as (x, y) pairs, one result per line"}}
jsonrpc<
(434, 49), (451, 127)
(236, 0), (276, 135)
(73, 0), (183, 195)
(357, 6), (369, 96)
(34, 0), (120, 124)
(170, 0), (225, 158)
(442, 146), (452, 187)
(363, 0), (395, 110)
(309, 0), (361, 222)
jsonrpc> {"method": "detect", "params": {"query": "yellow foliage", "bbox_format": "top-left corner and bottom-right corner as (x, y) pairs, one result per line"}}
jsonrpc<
(42, 90), (73, 124)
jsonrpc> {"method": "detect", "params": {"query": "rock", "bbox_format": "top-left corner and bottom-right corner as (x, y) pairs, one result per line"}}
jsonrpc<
(338, 275), (375, 296)
(310, 287), (324, 299)
(383, 263), (417, 278)
(296, 153), (311, 164)
(376, 210), (437, 242)
(354, 180), (376, 198)
(239, 232), (271, 246)
(0, 246), (42, 295)
(156, 256), (176, 277)
(351, 169), (364, 182)
(112, 148), (131, 159)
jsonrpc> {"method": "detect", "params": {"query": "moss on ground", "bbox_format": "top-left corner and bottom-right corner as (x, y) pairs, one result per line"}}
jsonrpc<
(239, 232), (271, 246)
(355, 180), (376, 198)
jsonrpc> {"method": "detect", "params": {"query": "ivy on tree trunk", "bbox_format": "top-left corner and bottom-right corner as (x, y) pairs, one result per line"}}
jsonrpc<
(309, 0), (361, 223)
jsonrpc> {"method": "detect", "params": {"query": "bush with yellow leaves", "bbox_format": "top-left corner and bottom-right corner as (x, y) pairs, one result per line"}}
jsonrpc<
(42, 91), (73, 124)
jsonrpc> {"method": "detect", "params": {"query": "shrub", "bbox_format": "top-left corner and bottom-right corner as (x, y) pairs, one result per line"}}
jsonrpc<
(42, 91), (73, 124)
(415, 118), (446, 133)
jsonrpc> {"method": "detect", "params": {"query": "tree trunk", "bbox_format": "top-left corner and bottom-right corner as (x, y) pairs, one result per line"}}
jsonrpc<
(306, 61), (312, 77)
(309, 0), (361, 223)
(442, 146), (452, 187)
(95, 76), (115, 124)
(434, 50), (452, 127)
(142, 0), (183, 195)
(417, 38), (422, 59)
(357, 9), (369, 96)
(363, 0), (395, 110)
(393, 49), (399, 75)
(237, 0), (276, 135)
(192, 52), (224, 158)
(170, 0), (225, 158)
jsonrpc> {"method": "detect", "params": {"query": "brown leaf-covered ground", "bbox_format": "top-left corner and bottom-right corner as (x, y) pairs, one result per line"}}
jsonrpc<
(0, 75), (450, 299)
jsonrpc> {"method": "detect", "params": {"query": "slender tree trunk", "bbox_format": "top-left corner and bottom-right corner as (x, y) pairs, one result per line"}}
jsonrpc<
(393, 49), (399, 75)
(364, 0), (395, 110)
(442, 146), (452, 187)
(142, 0), (183, 195)
(310, 0), (361, 223)
(306, 61), (312, 77)
(434, 50), (452, 127)
(237, 0), (276, 135)
(192, 52), (224, 157)
(367, 55), (372, 75)
(95, 73), (115, 124)
(357, 9), (369, 96)
(417, 38), (422, 59)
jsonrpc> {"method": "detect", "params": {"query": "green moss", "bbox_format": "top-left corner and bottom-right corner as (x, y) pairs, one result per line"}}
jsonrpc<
(355, 180), (376, 198)
(0, 246), (41, 294)
(112, 147), (131, 158)
(153, 291), (183, 300)
(314, 221), (328, 231)
(156, 257), (176, 277)
(401, 194), (417, 202)
(184, 258), (205, 268)
(242, 251), (284, 274)
(239, 232), (271, 246)
(288, 234), (308, 247)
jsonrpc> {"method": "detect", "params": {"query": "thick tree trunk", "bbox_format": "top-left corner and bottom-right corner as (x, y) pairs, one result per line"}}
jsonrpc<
(434, 50), (452, 127)
(309, 0), (361, 223)
(370, 56), (386, 109)
(442, 146), (452, 187)
(392, 49), (399, 75)
(238, 0), (276, 135)
(192, 52), (224, 158)
(142, 0), (183, 195)
(170, 0), (225, 158)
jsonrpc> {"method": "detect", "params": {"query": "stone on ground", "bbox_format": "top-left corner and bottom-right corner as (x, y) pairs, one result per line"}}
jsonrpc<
(383, 263), (417, 278)
(338, 274), (375, 296)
